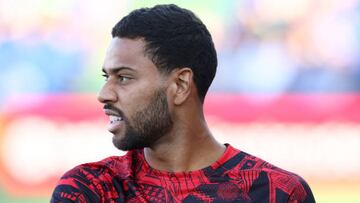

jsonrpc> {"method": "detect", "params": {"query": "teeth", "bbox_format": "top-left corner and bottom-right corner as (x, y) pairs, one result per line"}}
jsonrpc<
(109, 115), (123, 123)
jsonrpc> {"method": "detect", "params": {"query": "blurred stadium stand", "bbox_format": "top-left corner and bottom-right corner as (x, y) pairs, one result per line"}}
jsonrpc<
(0, 0), (359, 202)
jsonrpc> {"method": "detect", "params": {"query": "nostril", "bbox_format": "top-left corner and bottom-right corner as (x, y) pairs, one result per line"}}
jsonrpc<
(97, 85), (118, 103)
(97, 94), (105, 103)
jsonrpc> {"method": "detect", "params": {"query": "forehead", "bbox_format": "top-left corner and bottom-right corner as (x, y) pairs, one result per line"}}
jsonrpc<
(103, 37), (157, 74)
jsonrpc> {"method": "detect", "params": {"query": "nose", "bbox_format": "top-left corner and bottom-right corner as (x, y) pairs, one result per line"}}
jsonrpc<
(97, 82), (118, 104)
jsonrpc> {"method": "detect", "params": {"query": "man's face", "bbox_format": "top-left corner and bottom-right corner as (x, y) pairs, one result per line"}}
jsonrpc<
(98, 37), (173, 151)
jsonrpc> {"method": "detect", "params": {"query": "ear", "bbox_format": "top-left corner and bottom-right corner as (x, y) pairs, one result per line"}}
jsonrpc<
(169, 68), (193, 105)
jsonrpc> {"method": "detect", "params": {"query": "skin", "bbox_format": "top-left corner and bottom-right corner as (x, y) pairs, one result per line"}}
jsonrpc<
(98, 37), (225, 172)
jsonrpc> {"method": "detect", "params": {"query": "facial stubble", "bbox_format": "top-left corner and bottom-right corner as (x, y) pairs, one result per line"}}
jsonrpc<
(112, 88), (173, 151)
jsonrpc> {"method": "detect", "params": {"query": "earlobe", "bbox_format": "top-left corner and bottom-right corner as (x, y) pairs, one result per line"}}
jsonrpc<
(173, 68), (193, 105)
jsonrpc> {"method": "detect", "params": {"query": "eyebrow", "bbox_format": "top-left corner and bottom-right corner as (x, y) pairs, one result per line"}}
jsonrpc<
(102, 66), (135, 75)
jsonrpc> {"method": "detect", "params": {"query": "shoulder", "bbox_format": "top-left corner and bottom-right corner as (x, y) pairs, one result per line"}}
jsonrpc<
(227, 146), (315, 202)
(65, 152), (133, 181)
(261, 164), (314, 202)
(50, 150), (139, 203)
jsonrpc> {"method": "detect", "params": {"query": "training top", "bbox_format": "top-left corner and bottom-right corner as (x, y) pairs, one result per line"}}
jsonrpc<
(51, 144), (315, 202)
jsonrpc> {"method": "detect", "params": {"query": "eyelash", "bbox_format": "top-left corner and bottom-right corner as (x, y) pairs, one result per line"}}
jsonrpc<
(102, 74), (109, 80)
(102, 74), (131, 83)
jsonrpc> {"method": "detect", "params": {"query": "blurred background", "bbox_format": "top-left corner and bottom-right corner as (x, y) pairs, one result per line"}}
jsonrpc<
(0, 0), (359, 202)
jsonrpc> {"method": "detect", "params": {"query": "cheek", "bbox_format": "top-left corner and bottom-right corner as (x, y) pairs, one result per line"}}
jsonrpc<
(120, 76), (166, 113)
(122, 88), (154, 113)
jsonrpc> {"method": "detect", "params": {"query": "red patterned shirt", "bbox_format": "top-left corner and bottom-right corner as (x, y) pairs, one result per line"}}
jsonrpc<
(51, 144), (315, 202)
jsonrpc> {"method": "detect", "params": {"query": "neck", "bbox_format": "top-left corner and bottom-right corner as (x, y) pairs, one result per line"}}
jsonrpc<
(143, 112), (225, 172)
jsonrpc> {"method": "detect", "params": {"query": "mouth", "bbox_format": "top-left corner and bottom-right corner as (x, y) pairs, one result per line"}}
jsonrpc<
(104, 109), (125, 133)
(107, 115), (124, 133)
(109, 115), (123, 123)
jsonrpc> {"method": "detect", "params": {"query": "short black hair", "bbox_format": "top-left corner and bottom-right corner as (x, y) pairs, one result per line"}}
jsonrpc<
(112, 4), (217, 102)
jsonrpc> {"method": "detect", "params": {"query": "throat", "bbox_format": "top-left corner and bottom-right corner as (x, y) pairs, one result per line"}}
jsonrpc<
(143, 140), (226, 173)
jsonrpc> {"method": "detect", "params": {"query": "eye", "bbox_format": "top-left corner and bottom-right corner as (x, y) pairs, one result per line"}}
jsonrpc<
(118, 75), (132, 83)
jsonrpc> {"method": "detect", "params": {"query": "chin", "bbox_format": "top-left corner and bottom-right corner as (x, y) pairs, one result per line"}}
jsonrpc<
(112, 135), (127, 150)
(112, 136), (143, 151)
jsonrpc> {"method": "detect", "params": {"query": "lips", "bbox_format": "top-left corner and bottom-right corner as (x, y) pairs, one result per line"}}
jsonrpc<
(107, 116), (124, 133)
(103, 108), (124, 133)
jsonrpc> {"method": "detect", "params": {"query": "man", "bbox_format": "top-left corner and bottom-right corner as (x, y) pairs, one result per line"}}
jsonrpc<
(51, 4), (315, 203)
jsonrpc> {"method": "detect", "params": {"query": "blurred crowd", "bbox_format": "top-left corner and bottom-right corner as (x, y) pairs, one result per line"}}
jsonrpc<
(213, 0), (360, 93)
(0, 0), (359, 106)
